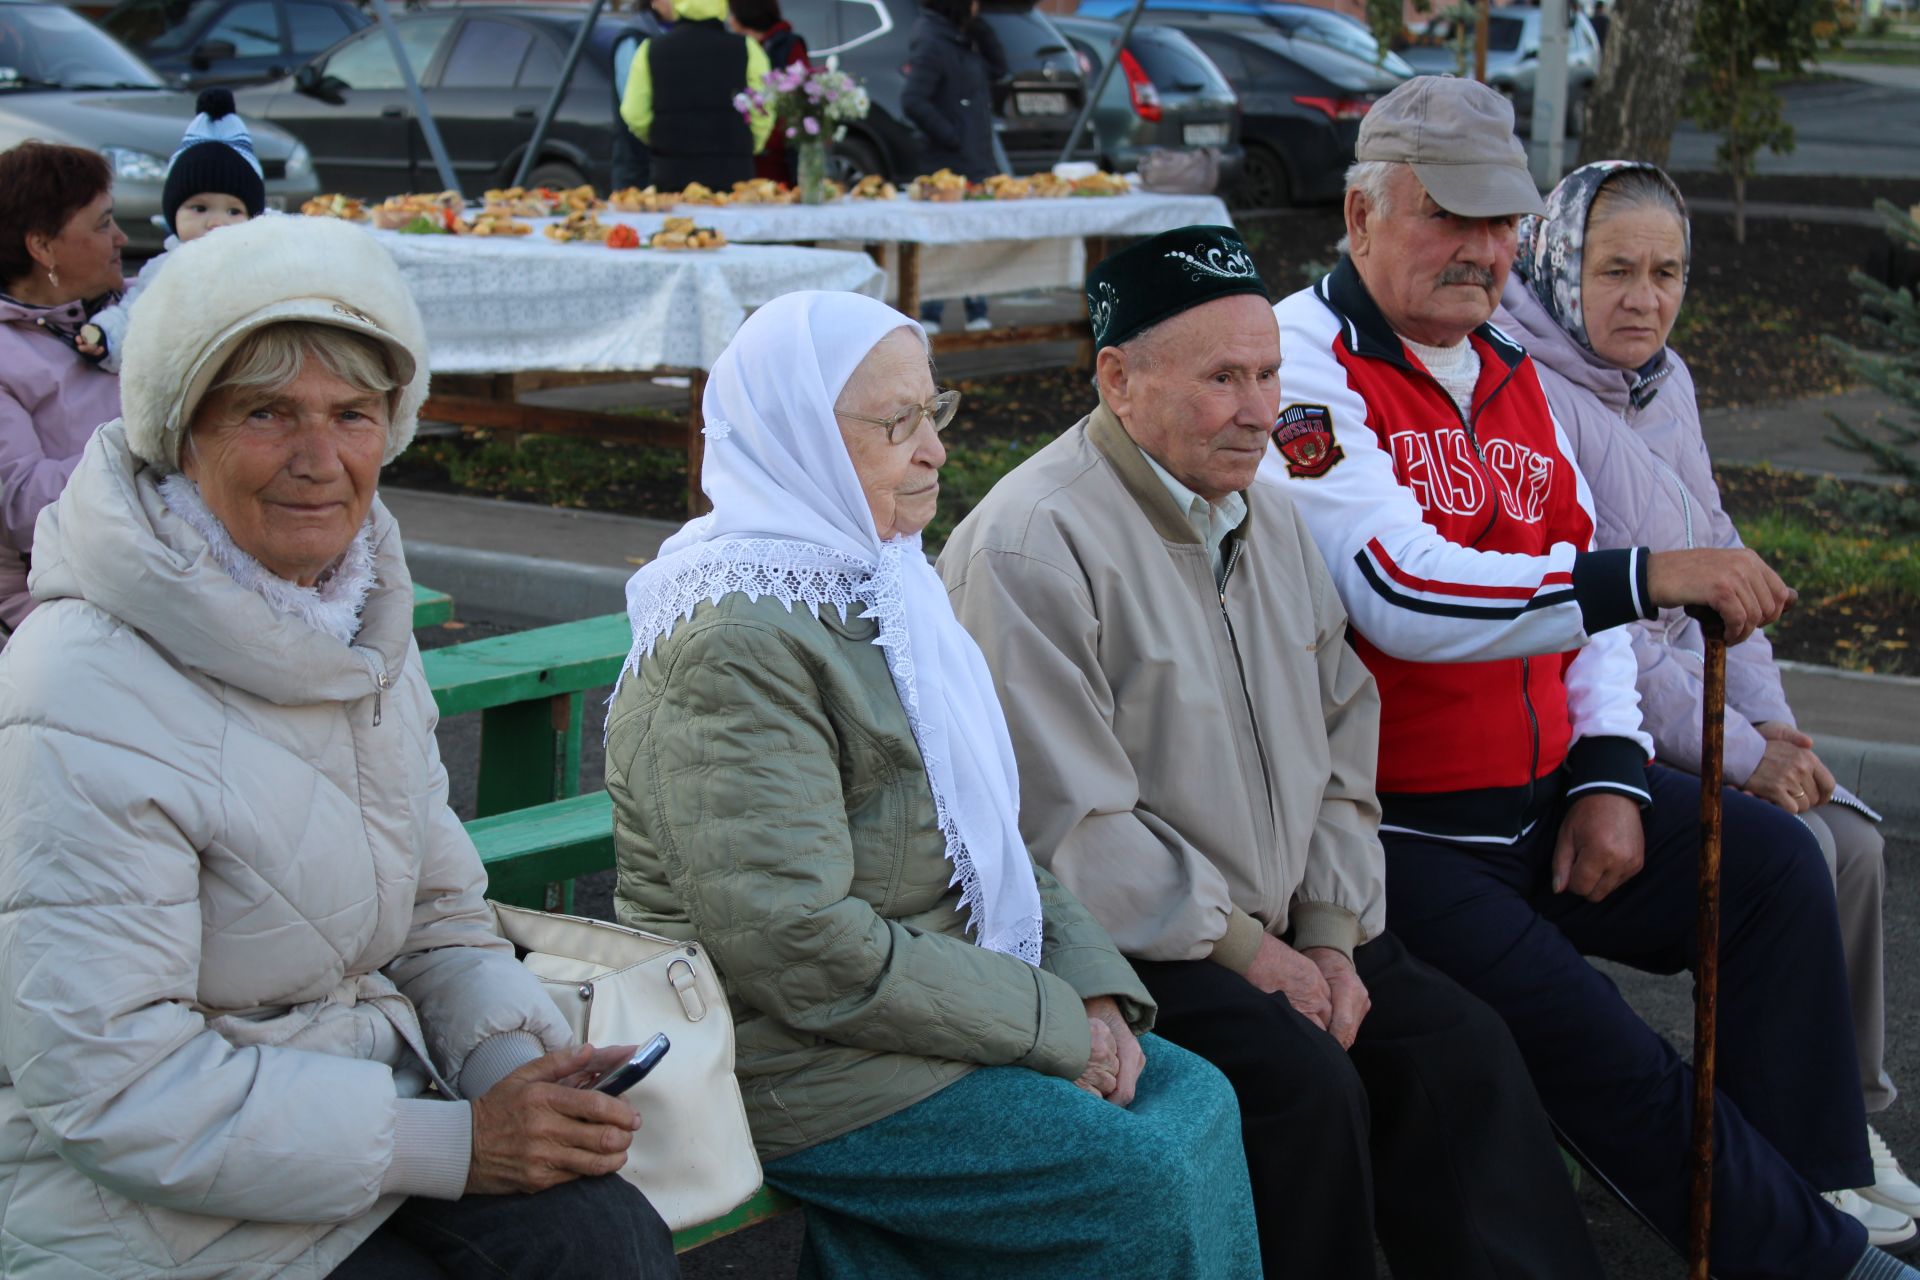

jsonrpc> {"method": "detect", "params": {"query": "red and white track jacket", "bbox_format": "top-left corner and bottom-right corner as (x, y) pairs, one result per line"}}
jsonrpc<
(1258, 260), (1655, 842)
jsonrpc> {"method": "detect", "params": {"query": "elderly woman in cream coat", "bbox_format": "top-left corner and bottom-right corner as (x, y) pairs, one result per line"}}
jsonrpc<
(0, 216), (678, 1280)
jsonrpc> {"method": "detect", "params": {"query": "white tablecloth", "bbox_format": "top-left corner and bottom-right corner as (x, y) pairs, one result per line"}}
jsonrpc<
(576, 192), (1235, 303)
(378, 231), (887, 374)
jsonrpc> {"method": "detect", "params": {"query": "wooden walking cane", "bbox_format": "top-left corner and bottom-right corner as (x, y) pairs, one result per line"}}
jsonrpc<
(1687, 605), (1730, 1280)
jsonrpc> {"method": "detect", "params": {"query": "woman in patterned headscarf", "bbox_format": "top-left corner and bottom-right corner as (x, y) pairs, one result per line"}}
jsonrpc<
(1495, 160), (1917, 1249)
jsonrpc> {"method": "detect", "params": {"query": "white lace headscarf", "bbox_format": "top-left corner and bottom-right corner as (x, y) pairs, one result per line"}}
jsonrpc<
(617, 290), (1044, 965)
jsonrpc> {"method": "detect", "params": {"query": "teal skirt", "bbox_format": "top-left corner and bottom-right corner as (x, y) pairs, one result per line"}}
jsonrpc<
(762, 1033), (1260, 1279)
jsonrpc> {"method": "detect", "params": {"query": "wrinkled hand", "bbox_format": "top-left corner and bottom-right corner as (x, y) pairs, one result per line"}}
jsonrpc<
(1245, 933), (1332, 1031)
(467, 1045), (641, 1195)
(1646, 548), (1795, 647)
(1551, 793), (1645, 903)
(1302, 947), (1371, 1050)
(1080, 996), (1145, 1107)
(1073, 1012), (1121, 1099)
(1746, 722), (1834, 814)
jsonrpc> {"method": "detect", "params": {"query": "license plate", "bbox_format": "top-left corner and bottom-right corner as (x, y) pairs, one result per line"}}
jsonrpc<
(1015, 91), (1071, 115)
(1183, 123), (1229, 147)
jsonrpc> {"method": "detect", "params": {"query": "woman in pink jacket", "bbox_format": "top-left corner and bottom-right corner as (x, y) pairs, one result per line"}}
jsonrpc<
(0, 141), (126, 639)
(1496, 158), (1915, 1247)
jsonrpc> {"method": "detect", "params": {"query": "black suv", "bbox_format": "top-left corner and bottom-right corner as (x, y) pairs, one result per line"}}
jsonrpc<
(101, 0), (367, 88)
(779, 0), (1095, 182)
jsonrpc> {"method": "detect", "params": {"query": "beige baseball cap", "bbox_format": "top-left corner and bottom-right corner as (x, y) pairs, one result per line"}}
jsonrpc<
(1356, 75), (1548, 219)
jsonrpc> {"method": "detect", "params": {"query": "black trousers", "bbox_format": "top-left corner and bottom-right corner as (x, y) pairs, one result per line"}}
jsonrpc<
(1134, 932), (1603, 1280)
(1385, 766), (1870, 1280)
(330, 1174), (679, 1279)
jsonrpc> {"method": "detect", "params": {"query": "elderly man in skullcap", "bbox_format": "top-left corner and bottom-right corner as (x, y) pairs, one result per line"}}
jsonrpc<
(938, 225), (1603, 1280)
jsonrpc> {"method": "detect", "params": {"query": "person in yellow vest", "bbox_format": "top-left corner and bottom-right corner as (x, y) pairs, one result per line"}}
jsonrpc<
(621, 0), (773, 192)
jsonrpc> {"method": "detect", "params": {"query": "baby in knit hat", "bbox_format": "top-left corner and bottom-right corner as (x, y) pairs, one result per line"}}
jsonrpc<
(79, 88), (266, 370)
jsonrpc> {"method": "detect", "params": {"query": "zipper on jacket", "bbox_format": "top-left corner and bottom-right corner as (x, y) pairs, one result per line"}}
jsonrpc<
(1520, 655), (1540, 812)
(358, 648), (390, 726)
(1649, 454), (1697, 550)
(1217, 539), (1278, 849)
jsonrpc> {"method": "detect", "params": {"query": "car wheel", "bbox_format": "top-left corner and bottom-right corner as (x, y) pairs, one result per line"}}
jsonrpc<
(1232, 143), (1292, 211)
(523, 160), (587, 191)
(829, 134), (885, 187)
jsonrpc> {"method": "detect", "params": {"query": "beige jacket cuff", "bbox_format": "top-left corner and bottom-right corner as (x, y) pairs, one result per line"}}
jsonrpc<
(457, 1030), (546, 1101)
(1021, 967), (1095, 1081)
(1290, 902), (1365, 960)
(382, 1099), (472, 1200)
(1208, 906), (1266, 975)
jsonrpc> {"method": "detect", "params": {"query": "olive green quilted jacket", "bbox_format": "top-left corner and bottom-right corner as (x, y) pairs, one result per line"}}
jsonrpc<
(606, 593), (1154, 1160)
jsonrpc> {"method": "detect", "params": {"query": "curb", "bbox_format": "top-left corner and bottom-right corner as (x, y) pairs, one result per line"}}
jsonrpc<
(410, 542), (1920, 843)
(405, 541), (632, 629)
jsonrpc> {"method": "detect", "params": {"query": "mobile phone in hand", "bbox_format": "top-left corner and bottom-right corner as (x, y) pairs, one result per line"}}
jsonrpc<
(586, 1033), (670, 1096)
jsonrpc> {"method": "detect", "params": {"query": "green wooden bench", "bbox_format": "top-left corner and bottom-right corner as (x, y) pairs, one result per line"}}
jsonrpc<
(422, 613), (629, 819)
(411, 583), (455, 630)
(464, 791), (800, 1252)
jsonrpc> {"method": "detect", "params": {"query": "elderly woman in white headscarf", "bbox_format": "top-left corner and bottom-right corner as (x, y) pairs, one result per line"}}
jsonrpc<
(606, 290), (1259, 1278)
(0, 215), (679, 1280)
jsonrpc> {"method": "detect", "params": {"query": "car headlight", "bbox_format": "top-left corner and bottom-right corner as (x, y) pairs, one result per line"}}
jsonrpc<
(101, 146), (168, 183)
(285, 141), (314, 182)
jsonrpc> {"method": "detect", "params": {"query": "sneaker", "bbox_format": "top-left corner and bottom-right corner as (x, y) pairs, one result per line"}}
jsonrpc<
(1864, 1126), (1920, 1218)
(1828, 1189), (1920, 1249)
(922, 320), (941, 335)
(964, 317), (992, 332)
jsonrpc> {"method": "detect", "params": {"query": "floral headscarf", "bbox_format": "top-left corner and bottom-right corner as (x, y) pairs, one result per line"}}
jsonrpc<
(1513, 160), (1692, 400)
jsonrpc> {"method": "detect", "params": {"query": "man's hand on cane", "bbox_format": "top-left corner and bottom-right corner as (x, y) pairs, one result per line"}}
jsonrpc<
(1646, 549), (1795, 647)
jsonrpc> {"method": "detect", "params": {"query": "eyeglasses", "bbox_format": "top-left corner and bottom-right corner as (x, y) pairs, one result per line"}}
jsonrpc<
(835, 388), (961, 445)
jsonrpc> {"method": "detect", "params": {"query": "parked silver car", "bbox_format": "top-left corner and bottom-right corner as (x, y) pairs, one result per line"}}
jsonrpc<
(0, 0), (317, 251)
(1397, 6), (1599, 134)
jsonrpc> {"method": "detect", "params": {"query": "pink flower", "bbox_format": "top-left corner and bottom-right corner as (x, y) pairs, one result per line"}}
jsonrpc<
(803, 116), (821, 135)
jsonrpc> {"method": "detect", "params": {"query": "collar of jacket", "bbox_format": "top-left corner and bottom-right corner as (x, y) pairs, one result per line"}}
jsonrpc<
(1087, 402), (1254, 547)
(1315, 255), (1528, 377)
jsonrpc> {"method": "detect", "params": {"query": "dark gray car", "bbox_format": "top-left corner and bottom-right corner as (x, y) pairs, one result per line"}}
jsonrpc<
(1052, 14), (1242, 188)
(0, 0), (318, 251)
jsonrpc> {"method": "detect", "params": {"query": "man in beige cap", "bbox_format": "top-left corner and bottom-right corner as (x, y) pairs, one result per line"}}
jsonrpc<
(1260, 75), (1906, 1280)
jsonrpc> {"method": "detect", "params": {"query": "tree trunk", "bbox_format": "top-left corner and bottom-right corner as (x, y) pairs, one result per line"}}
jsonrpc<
(1578, 0), (1704, 164)
(1732, 168), (1747, 244)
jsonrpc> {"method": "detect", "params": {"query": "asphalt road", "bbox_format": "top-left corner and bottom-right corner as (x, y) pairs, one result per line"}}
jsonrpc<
(1668, 72), (1920, 179)
(425, 636), (1919, 1278)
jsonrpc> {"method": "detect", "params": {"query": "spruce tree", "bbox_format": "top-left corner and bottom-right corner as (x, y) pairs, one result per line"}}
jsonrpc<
(1823, 200), (1920, 528)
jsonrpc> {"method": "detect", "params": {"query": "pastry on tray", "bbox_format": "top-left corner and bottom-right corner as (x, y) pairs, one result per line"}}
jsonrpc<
(299, 193), (367, 221)
(1025, 172), (1074, 199)
(469, 210), (531, 237)
(481, 186), (555, 217)
(848, 174), (898, 201)
(1071, 170), (1130, 196)
(609, 185), (679, 213)
(907, 168), (968, 202)
(648, 215), (727, 250)
(677, 182), (727, 206)
(543, 210), (612, 243)
(728, 177), (797, 205)
(981, 174), (1031, 200)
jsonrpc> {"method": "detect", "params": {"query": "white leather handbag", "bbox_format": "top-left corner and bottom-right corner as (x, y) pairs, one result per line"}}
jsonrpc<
(489, 902), (763, 1231)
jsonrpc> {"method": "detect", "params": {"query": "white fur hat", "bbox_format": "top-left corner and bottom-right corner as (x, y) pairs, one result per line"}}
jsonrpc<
(120, 215), (430, 471)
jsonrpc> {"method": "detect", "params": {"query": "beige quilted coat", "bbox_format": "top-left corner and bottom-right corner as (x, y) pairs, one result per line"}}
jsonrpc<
(606, 592), (1154, 1160)
(0, 423), (573, 1278)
